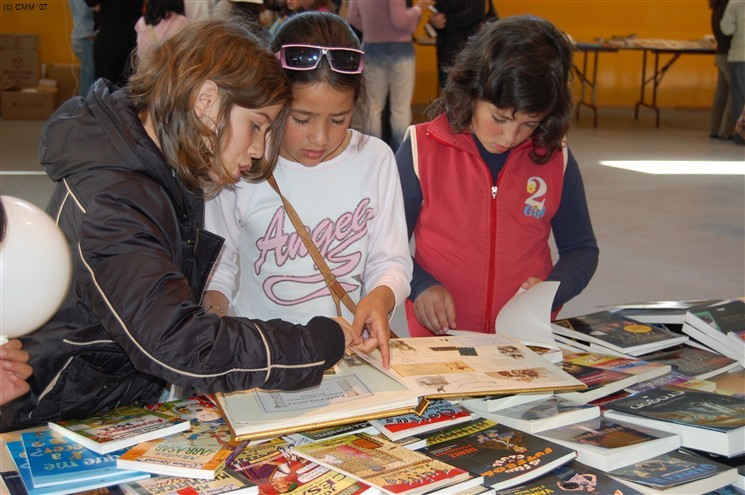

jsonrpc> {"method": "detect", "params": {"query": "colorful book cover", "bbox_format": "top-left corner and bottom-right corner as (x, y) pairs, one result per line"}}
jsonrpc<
(564, 352), (671, 382)
(419, 418), (576, 491)
(282, 421), (379, 446)
(229, 442), (375, 495)
(624, 371), (717, 394)
(117, 421), (243, 479)
(553, 311), (687, 354)
(608, 449), (737, 491)
(291, 432), (470, 495)
(47, 405), (191, 454)
(119, 470), (258, 495)
(688, 300), (745, 337)
(369, 399), (472, 441)
(496, 460), (644, 495)
(19, 430), (147, 488)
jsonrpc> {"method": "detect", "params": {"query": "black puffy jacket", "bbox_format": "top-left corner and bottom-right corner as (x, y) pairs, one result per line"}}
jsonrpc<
(0, 80), (345, 431)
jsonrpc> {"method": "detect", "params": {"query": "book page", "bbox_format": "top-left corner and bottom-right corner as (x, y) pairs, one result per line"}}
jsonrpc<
(495, 281), (559, 347)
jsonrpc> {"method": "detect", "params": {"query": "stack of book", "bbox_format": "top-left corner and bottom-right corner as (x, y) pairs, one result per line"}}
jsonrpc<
(681, 299), (745, 366)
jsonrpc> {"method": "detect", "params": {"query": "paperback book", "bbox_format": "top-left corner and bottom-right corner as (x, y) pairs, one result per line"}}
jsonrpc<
(555, 362), (637, 403)
(19, 429), (147, 488)
(290, 432), (471, 495)
(607, 448), (738, 494)
(47, 404), (191, 454)
(552, 311), (688, 356)
(116, 420), (244, 479)
(624, 371), (717, 394)
(683, 300), (745, 363)
(563, 351), (672, 383)
(496, 460), (645, 495)
(603, 387), (745, 456)
(640, 344), (740, 380)
(476, 395), (600, 433)
(458, 392), (555, 413)
(282, 421), (379, 446)
(535, 416), (680, 471)
(368, 399), (472, 441)
(604, 299), (722, 325)
(5, 440), (150, 495)
(216, 334), (585, 441)
(418, 418), (577, 491)
(118, 470), (258, 495)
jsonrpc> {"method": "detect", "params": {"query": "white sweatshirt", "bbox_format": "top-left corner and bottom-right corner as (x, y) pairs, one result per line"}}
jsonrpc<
(205, 130), (413, 324)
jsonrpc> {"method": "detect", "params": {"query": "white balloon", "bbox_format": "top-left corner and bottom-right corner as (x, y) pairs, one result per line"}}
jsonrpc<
(0, 195), (72, 341)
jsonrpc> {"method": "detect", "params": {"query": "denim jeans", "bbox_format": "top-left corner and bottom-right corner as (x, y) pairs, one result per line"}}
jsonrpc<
(362, 42), (416, 151)
(72, 37), (95, 96)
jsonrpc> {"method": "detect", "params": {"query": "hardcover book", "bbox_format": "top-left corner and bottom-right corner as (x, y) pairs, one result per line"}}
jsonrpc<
(535, 416), (680, 471)
(640, 344), (740, 380)
(476, 395), (600, 433)
(228, 439), (380, 495)
(495, 460), (645, 495)
(47, 404), (191, 454)
(418, 418), (577, 491)
(555, 362), (637, 403)
(5, 440), (150, 495)
(118, 470), (258, 495)
(552, 311), (688, 356)
(116, 421), (244, 479)
(290, 432), (471, 495)
(368, 399), (472, 441)
(215, 334), (585, 441)
(603, 387), (745, 456)
(19, 429), (147, 488)
(607, 449), (738, 494)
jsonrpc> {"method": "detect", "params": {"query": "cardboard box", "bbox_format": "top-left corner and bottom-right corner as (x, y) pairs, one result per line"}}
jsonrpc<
(1, 88), (57, 120)
(46, 63), (81, 106)
(1, 34), (40, 90)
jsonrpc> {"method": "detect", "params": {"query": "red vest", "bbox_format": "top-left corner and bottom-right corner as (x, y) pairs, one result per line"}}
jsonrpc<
(406, 114), (566, 336)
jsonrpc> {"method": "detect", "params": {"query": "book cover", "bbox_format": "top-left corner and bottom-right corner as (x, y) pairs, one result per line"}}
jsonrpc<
(604, 387), (745, 456)
(552, 312), (688, 356)
(19, 429), (147, 489)
(640, 344), (740, 380)
(563, 351), (672, 383)
(687, 300), (745, 340)
(418, 418), (577, 491)
(282, 421), (379, 446)
(555, 362), (637, 403)
(624, 371), (717, 394)
(118, 470), (258, 495)
(607, 449), (738, 494)
(458, 392), (555, 413)
(5, 440), (150, 495)
(496, 460), (645, 495)
(605, 299), (721, 325)
(229, 445), (378, 495)
(535, 416), (680, 471)
(47, 405), (191, 454)
(477, 395), (600, 433)
(291, 432), (470, 495)
(369, 399), (472, 441)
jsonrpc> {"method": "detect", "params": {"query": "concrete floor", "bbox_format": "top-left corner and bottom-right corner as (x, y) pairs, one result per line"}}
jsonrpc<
(1, 108), (743, 336)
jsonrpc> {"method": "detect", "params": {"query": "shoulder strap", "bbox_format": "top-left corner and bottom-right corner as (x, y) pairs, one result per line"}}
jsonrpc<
(266, 175), (357, 317)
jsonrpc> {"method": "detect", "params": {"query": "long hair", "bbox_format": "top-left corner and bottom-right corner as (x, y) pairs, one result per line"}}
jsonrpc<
(428, 15), (573, 164)
(271, 11), (369, 134)
(128, 19), (291, 194)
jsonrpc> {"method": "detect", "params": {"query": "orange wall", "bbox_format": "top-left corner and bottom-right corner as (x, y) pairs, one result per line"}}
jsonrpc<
(1, 1), (716, 108)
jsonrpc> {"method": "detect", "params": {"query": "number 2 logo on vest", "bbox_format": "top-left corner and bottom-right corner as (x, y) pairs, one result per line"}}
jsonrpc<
(523, 176), (547, 219)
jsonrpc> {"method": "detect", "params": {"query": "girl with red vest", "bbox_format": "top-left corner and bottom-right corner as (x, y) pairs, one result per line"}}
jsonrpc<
(395, 15), (599, 337)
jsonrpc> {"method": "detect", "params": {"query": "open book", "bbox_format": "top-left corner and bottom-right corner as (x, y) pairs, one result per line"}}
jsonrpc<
(215, 333), (585, 441)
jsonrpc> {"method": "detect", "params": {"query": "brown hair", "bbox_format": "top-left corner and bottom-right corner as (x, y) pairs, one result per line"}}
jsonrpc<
(128, 19), (291, 194)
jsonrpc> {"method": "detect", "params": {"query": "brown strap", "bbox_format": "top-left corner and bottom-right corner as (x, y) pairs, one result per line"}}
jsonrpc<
(266, 175), (357, 317)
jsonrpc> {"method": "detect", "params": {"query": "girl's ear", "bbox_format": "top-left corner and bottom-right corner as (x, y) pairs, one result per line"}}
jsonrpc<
(194, 80), (220, 119)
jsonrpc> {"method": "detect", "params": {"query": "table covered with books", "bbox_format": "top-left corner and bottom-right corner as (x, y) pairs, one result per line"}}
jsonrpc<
(1, 295), (743, 495)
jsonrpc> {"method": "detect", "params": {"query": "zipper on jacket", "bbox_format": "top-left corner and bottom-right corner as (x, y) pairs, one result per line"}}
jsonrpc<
(491, 186), (497, 199)
(483, 190), (498, 332)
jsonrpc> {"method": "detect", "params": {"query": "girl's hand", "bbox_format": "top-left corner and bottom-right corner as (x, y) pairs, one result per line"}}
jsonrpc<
(0, 339), (33, 405)
(520, 276), (543, 290)
(413, 284), (456, 335)
(351, 286), (395, 368)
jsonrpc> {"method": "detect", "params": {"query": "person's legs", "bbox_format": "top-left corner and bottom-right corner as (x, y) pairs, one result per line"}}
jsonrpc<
(730, 61), (745, 145)
(72, 37), (95, 96)
(710, 54), (734, 138)
(362, 44), (391, 141)
(387, 43), (416, 151)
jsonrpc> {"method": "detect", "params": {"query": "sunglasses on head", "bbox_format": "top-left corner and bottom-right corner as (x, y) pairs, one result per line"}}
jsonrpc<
(276, 44), (365, 74)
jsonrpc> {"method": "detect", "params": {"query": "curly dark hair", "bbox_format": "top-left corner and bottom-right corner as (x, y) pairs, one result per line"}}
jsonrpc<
(143, 0), (185, 26)
(427, 15), (574, 164)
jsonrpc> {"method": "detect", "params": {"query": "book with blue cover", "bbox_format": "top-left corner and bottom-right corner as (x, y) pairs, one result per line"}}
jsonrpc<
(20, 429), (148, 488)
(5, 440), (150, 494)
